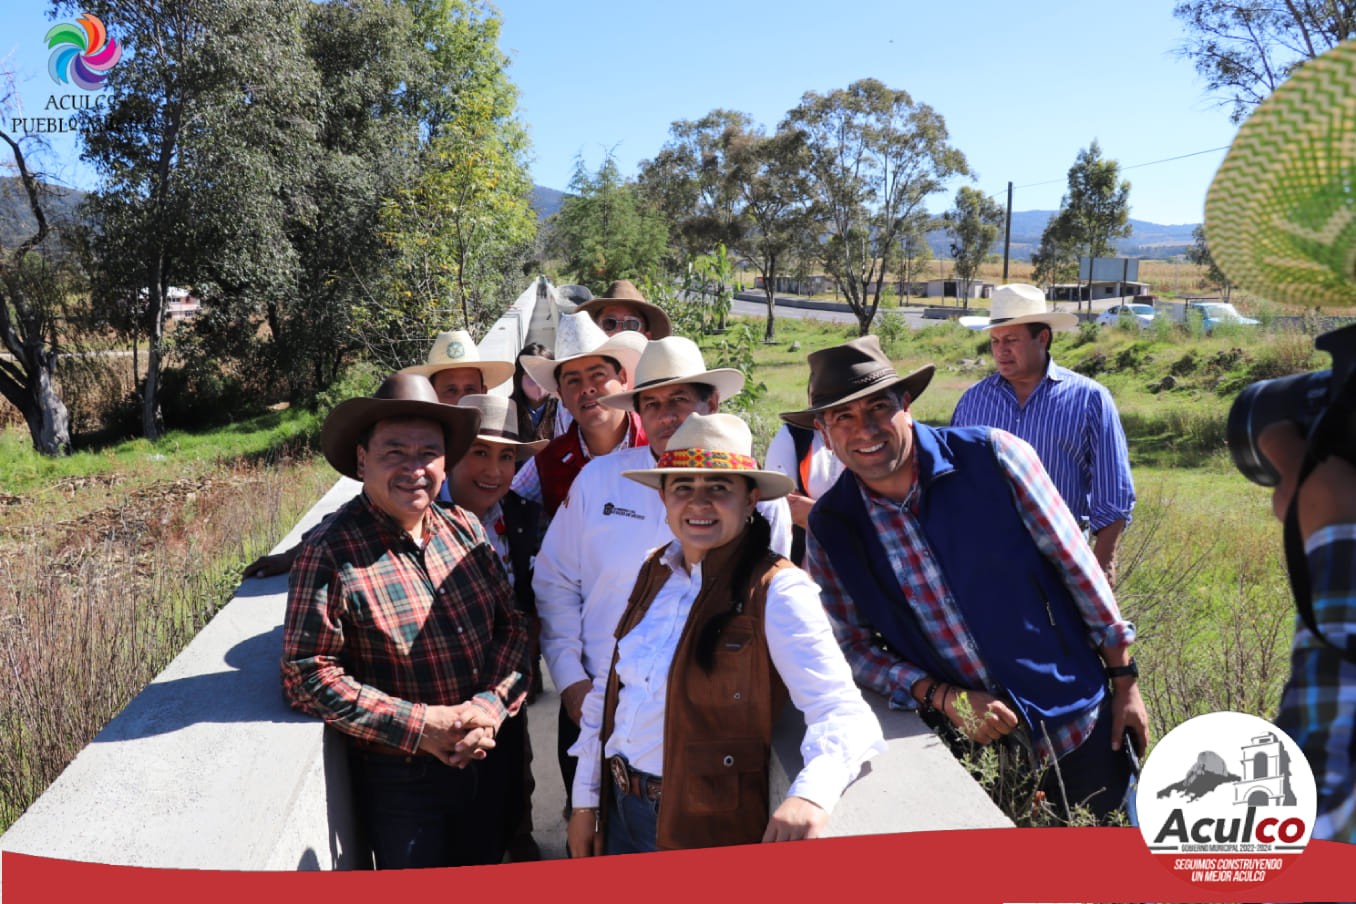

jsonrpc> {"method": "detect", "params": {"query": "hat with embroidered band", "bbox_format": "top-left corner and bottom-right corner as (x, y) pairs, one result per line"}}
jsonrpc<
(598, 336), (745, 410)
(398, 328), (515, 389)
(573, 279), (673, 339)
(321, 372), (481, 480)
(1205, 38), (1356, 308)
(519, 311), (648, 394)
(779, 335), (934, 429)
(622, 412), (793, 499)
(456, 394), (548, 461)
(957, 283), (1079, 332)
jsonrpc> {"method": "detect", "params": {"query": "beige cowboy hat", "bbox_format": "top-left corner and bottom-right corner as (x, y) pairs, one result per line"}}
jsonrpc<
(779, 335), (935, 429)
(455, 394), (548, 461)
(622, 412), (794, 499)
(321, 373), (481, 480)
(957, 283), (1079, 332)
(520, 311), (648, 393)
(573, 279), (673, 339)
(598, 336), (745, 410)
(398, 329), (515, 388)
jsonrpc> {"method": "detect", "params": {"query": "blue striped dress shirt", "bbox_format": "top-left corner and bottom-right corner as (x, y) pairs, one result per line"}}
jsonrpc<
(951, 356), (1135, 533)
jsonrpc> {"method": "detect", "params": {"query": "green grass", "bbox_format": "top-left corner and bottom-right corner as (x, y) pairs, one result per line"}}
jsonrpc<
(0, 406), (321, 495)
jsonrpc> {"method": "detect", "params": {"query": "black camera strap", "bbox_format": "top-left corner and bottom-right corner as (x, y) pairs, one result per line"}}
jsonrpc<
(1283, 379), (1356, 666)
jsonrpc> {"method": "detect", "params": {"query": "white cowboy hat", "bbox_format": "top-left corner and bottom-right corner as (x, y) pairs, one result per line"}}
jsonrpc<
(398, 329), (516, 388)
(622, 412), (794, 499)
(957, 283), (1078, 332)
(519, 311), (648, 394)
(455, 394), (548, 461)
(598, 336), (745, 410)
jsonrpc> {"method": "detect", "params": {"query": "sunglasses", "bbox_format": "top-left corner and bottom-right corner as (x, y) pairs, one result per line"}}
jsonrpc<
(599, 316), (645, 333)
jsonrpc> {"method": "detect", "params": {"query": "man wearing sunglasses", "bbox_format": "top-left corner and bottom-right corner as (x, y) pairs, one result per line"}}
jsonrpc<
(575, 279), (673, 340)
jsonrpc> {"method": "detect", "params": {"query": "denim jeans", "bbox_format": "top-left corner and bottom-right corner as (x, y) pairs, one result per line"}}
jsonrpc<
(349, 748), (501, 869)
(604, 783), (661, 855)
(1039, 695), (1133, 824)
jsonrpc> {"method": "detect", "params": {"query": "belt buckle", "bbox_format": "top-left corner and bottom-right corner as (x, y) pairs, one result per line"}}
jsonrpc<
(609, 755), (629, 794)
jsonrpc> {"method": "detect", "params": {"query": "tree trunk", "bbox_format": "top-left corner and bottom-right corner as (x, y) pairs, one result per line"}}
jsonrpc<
(141, 272), (167, 440)
(31, 350), (71, 455)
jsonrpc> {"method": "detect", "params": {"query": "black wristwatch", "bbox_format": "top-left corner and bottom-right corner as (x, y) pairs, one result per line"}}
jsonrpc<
(1105, 658), (1138, 680)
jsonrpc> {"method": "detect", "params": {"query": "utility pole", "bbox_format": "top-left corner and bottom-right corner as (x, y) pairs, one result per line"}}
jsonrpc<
(1002, 181), (1013, 283)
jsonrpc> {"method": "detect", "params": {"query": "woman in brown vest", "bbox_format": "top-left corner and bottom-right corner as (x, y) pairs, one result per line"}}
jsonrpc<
(565, 413), (884, 855)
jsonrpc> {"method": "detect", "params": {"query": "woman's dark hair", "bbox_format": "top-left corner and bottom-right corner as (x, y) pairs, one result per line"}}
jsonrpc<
(512, 342), (551, 404)
(694, 501), (771, 672)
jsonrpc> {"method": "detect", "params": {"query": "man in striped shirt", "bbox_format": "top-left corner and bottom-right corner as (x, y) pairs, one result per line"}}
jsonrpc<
(954, 284), (1135, 581)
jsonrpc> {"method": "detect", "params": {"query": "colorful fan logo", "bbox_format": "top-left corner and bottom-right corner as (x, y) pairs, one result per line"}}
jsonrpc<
(46, 13), (121, 90)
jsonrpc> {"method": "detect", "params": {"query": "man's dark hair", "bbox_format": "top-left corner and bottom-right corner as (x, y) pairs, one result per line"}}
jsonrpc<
(1025, 322), (1051, 340)
(636, 382), (716, 410)
(553, 354), (623, 387)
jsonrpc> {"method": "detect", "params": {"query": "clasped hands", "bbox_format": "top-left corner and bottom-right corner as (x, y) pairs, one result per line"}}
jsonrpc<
(416, 701), (500, 768)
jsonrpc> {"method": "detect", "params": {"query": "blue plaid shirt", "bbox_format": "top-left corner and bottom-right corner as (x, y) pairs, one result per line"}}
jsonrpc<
(951, 357), (1135, 533)
(805, 427), (1133, 761)
(1274, 523), (1356, 843)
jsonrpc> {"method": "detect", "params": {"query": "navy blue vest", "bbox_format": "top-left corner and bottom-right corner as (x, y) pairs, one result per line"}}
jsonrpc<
(810, 423), (1105, 731)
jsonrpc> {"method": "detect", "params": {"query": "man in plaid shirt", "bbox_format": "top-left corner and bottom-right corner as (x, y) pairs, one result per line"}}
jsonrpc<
(282, 373), (528, 869)
(1261, 421), (1356, 844)
(787, 337), (1148, 824)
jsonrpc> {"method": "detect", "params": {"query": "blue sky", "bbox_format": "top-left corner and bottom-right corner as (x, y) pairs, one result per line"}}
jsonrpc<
(3, 1), (1242, 225)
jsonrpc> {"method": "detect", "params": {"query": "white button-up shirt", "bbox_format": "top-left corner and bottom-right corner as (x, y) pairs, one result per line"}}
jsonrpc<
(569, 542), (885, 812)
(532, 444), (793, 695)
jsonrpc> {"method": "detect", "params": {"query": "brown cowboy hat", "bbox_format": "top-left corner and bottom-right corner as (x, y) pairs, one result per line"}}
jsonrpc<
(574, 279), (673, 339)
(779, 335), (935, 429)
(320, 373), (481, 480)
(456, 393), (548, 462)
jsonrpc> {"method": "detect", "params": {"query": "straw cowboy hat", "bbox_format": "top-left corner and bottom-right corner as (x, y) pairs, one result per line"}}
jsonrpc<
(622, 412), (794, 499)
(779, 335), (935, 429)
(574, 279), (673, 339)
(519, 310), (648, 394)
(455, 394), (548, 461)
(598, 336), (745, 410)
(398, 329), (515, 389)
(1205, 38), (1356, 308)
(321, 373), (481, 480)
(957, 283), (1079, 332)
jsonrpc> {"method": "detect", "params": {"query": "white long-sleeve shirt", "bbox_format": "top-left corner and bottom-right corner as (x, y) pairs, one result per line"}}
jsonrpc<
(532, 444), (793, 695)
(569, 542), (885, 811)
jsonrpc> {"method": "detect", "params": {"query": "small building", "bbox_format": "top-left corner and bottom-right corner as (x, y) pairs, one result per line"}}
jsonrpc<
(1048, 280), (1151, 303)
(921, 279), (993, 300)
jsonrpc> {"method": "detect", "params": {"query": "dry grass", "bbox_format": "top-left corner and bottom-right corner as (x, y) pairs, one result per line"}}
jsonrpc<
(0, 455), (334, 830)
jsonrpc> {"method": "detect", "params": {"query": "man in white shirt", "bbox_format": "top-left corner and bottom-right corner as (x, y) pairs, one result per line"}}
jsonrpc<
(533, 336), (793, 809)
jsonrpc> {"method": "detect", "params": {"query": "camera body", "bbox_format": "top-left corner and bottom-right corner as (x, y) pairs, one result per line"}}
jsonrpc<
(1228, 322), (1356, 486)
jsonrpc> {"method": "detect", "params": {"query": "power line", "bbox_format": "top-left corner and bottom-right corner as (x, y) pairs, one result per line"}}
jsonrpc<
(1010, 145), (1233, 191)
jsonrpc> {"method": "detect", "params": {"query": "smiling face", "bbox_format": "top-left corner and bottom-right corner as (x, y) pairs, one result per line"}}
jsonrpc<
(659, 473), (760, 565)
(448, 438), (517, 519)
(556, 355), (627, 430)
(431, 367), (487, 405)
(816, 388), (915, 501)
(356, 417), (446, 533)
(636, 383), (716, 455)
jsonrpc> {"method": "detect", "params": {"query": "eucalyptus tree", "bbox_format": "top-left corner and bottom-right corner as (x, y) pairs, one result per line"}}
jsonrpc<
(377, 0), (536, 356)
(943, 186), (1004, 310)
(1033, 141), (1132, 304)
(1174, 0), (1356, 122)
(784, 79), (969, 335)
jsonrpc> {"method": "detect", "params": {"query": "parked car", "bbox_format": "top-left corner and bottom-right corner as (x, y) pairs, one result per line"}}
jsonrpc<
(1187, 301), (1260, 334)
(1096, 303), (1160, 329)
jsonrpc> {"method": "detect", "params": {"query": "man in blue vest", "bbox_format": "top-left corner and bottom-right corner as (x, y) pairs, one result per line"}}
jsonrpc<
(787, 336), (1148, 823)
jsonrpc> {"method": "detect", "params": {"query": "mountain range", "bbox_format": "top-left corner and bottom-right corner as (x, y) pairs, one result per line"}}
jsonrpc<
(2, 180), (1199, 263)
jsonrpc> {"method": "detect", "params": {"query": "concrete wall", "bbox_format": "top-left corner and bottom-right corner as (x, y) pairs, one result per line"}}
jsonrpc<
(0, 278), (1009, 885)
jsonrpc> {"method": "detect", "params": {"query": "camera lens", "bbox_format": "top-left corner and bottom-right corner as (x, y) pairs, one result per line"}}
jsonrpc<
(1227, 371), (1331, 486)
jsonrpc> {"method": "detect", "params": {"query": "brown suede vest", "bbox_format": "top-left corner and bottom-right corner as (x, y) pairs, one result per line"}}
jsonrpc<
(599, 536), (792, 850)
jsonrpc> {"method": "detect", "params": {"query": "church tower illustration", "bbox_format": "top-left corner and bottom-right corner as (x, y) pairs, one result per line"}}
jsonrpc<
(1233, 731), (1297, 807)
